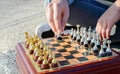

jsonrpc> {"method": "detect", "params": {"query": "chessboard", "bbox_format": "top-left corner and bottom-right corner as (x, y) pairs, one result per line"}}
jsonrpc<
(16, 26), (120, 74)
(16, 37), (120, 74)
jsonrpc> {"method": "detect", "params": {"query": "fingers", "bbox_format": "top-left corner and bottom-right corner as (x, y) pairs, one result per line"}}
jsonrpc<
(101, 22), (107, 39)
(106, 22), (113, 39)
(96, 22), (102, 40)
(46, 3), (57, 34)
(53, 4), (62, 34)
(61, 8), (69, 32)
(96, 19), (107, 40)
(96, 19), (112, 40)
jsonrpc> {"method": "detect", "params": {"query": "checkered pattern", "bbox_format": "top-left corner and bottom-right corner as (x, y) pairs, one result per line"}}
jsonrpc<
(21, 36), (119, 72)
(45, 36), (116, 67)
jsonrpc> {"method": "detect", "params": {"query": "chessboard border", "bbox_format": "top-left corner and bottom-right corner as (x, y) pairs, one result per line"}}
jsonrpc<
(16, 42), (120, 74)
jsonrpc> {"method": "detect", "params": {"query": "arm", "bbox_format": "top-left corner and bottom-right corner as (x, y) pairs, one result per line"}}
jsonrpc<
(96, 0), (120, 39)
(46, 0), (69, 35)
(48, 0), (74, 5)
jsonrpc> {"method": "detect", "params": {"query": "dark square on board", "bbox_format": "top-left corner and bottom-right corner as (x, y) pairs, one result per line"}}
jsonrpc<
(59, 60), (70, 66)
(63, 45), (71, 48)
(77, 57), (89, 62)
(64, 55), (75, 59)
(58, 49), (67, 52)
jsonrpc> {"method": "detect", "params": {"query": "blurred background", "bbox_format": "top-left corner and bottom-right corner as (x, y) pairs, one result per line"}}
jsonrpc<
(0, 0), (45, 74)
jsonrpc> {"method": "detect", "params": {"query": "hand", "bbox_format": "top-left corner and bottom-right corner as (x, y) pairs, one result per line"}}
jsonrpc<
(96, 1), (120, 40)
(46, 0), (69, 35)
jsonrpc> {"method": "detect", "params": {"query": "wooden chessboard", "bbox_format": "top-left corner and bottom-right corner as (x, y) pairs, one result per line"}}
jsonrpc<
(16, 36), (120, 74)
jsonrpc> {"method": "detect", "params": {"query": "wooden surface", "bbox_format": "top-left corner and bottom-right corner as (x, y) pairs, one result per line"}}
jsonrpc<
(16, 41), (120, 74)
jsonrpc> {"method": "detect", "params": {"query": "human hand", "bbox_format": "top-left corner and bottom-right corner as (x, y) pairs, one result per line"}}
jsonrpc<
(46, 0), (69, 35)
(96, 0), (120, 40)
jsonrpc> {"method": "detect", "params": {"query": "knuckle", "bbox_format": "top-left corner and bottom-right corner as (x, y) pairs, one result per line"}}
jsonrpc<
(53, 3), (60, 7)
(98, 19), (103, 24)
(48, 18), (53, 23)
(54, 15), (59, 20)
(106, 29), (110, 32)
(47, 3), (53, 9)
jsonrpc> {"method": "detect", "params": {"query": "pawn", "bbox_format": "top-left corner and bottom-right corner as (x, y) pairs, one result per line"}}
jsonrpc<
(40, 42), (44, 50)
(41, 57), (50, 69)
(90, 38), (96, 48)
(37, 56), (43, 66)
(106, 40), (112, 56)
(103, 38), (108, 46)
(43, 43), (47, 51)
(25, 39), (29, 48)
(76, 33), (80, 43)
(96, 39), (101, 49)
(51, 55), (58, 68)
(80, 36), (84, 45)
(70, 28), (74, 38)
(76, 25), (80, 35)
(48, 54), (53, 63)
(80, 27), (83, 39)
(92, 44), (99, 56)
(103, 41), (107, 52)
(73, 30), (77, 40)
(57, 34), (62, 40)
(84, 37), (88, 48)
(87, 34), (92, 45)
(29, 43), (35, 54)
(34, 49), (41, 61)
(47, 51), (53, 63)
(99, 45), (106, 57)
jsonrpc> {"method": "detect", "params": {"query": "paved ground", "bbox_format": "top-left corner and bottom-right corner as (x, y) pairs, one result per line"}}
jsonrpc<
(0, 0), (120, 74)
(0, 0), (45, 73)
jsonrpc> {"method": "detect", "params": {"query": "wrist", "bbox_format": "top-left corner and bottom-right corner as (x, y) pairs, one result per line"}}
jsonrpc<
(115, 0), (120, 7)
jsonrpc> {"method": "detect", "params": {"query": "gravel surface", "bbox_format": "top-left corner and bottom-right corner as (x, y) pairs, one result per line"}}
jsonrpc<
(0, 0), (45, 73)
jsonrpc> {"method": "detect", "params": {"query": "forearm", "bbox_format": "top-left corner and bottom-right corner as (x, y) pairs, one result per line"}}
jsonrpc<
(115, 0), (120, 7)
(48, 0), (74, 5)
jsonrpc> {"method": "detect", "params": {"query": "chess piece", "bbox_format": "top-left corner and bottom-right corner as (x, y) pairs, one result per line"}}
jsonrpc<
(29, 43), (35, 54)
(34, 46), (39, 53)
(38, 39), (42, 48)
(96, 38), (101, 49)
(34, 49), (41, 61)
(84, 37), (88, 48)
(106, 40), (112, 56)
(76, 25), (80, 35)
(92, 44), (99, 56)
(99, 45), (106, 57)
(83, 27), (87, 34)
(88, 26), (92, 33)
(87, 33), (92, 45)
(103, 38), (108, 46)
(25, 32), (30, 48)
(40, 42), (44, 50)
(41, 57), (50, 69)
(103, 40), (107, 52)
(48, 53), (53, 63)
(57, 34), (62, 40)
(90, 37), (96, 48)
(37, 55), (43, 66)
(76, 33), (80, 43)
(51, 54), (58, 68)
(46, 49), (51, 59)
(80, 36), (85, 45)
(25, 39), (29, 48)
(80, 27), (83, 39)
(70, 28), (74, 38)
(73, 30), (77, 40)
